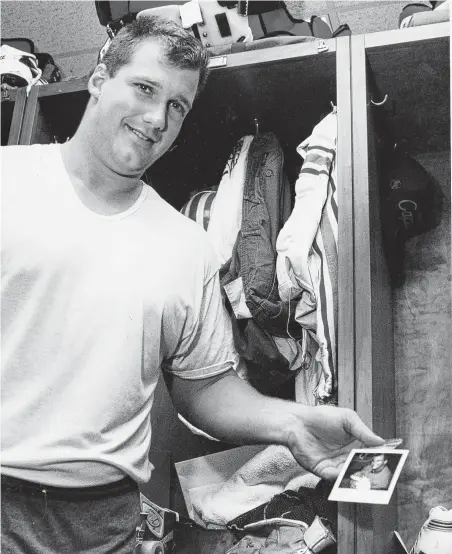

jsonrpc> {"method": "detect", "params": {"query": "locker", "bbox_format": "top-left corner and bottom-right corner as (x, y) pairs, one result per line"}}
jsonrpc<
(1, 87), (27, 145)
(14, 22), (451, 554)
(350, 23), (450, 553)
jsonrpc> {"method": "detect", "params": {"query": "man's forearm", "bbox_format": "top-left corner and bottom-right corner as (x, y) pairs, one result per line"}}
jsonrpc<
(169, 368), (384, 480)
(170, 369), (302, 447)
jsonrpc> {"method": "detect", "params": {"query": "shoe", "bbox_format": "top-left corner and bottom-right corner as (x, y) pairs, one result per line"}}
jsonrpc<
(411, 506), (452, 554)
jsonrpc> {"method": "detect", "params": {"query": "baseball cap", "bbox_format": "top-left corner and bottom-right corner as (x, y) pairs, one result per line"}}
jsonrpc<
(380, 145), (443, 286)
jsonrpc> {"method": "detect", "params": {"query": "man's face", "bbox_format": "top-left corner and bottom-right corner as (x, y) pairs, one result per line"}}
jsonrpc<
(372, 454), (385, 470)
(90, 38), (200, 176)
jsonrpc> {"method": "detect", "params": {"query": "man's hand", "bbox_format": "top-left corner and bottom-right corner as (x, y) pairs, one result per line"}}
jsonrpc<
(286, 405), (385, 480)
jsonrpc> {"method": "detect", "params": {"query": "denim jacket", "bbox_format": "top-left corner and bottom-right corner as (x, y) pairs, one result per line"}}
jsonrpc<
(220, 133), (305, 395)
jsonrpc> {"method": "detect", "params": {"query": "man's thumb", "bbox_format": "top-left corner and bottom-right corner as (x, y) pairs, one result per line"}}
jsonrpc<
(346, 410), (385, 447)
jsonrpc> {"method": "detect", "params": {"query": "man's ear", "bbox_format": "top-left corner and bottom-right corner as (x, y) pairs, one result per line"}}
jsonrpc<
(88, 63), (109, 100)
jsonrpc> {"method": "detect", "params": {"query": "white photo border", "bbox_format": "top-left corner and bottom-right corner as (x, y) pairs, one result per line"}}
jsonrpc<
(328, 448), (409, 505)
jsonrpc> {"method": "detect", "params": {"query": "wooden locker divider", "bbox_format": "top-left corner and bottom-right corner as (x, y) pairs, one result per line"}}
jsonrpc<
(351, 33), (397, 554)
(19, 84), (40, 145)
(335, 34), (356, 554)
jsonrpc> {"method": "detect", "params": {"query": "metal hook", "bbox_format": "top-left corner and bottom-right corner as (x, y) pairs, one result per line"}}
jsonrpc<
(370, 93), (389, 107)
(330, 101), (337, 114)
(254, 117), (259, 136)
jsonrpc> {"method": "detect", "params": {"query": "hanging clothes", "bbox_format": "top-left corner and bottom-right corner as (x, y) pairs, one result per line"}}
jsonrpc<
(220, 132), (306, 396)
(276, 112), (338, 403)
(207, 135), (254, 266)
(221, 132), (295, 333)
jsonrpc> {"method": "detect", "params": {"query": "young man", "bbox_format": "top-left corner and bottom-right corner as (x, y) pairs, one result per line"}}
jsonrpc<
(1, 15), (384, 553)
(356, 454), (393, 490)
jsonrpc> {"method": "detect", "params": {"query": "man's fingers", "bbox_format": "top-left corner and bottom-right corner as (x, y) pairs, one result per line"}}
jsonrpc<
(345, 410), (385, 447)
(313, 456), (349, 481)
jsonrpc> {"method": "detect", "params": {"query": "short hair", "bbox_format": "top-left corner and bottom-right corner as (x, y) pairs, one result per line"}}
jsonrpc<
(101, 15), (210, 95)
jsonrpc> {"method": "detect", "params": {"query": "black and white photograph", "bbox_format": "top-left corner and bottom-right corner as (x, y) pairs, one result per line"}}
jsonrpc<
(1, 1), (450, 554)
(329, 449), (409, 504)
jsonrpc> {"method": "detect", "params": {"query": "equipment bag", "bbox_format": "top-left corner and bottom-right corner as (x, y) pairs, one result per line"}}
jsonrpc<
(95, 1), (351, 62)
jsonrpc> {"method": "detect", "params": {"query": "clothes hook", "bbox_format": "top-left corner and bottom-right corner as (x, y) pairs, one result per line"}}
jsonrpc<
(370, 93), (389, 107)
(254, 117), (259, 135)
(330, 101), (337, 114)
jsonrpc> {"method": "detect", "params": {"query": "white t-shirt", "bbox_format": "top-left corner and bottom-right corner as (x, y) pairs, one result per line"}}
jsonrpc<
(1, 144), (238, 487)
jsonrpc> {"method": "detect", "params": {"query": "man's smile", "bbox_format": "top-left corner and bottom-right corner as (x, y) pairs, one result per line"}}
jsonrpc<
(125, 124), (153, 143)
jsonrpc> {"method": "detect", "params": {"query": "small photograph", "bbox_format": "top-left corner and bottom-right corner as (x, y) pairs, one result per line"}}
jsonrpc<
(328, 448), (409, 505)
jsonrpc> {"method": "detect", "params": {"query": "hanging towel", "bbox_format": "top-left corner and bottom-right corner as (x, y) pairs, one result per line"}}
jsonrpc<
(276, 112), (338, 403)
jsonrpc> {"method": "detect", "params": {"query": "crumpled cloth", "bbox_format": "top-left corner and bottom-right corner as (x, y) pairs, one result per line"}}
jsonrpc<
(226, 480), (336, 535)
(190, 445), (319, 527)
(226, 516), (336, 554)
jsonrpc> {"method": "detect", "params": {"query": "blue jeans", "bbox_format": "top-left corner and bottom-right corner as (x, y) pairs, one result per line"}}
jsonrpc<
(1, 474), (140, 553)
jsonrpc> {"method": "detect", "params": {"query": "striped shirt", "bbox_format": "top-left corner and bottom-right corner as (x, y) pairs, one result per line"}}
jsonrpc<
(276, 112), (338, 403)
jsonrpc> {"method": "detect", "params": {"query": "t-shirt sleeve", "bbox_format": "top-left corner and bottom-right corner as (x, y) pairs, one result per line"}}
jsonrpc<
(162, 250), (240, 380)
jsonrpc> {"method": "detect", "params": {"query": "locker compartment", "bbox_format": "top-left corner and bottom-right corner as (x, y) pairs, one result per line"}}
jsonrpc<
(365, 26), (450, 154)
(21, 76), (90, 146)
(2, 99), (15, 145)
(351, 24), (450, 553)
(1, 88), (26, 145)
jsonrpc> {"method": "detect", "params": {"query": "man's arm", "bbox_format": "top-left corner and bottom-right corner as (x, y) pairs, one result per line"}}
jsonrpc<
(167, 369), (384, 480)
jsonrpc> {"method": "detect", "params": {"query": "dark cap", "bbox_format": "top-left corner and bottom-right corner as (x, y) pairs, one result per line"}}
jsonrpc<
(380, 146), (443, 286)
